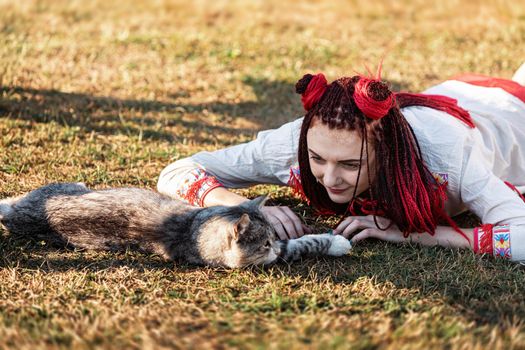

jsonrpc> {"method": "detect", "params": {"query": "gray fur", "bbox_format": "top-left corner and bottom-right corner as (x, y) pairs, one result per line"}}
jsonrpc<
(0, 183), (351, 268)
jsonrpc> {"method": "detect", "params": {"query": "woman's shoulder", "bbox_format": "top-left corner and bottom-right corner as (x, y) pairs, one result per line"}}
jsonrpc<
(400, 106), (473, 197)
(400, 105), (473, 152)
(191, 116), (304, 160)
(255, 117), (303, 143)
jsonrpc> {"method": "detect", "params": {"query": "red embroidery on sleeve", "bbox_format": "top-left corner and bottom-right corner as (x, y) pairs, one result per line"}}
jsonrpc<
(474, 224), (512, 259)
(493, 225), (511, 259)
(471, 182), (520, 259)
(474, 224), (494, 255)
(177, 168), (223, 206)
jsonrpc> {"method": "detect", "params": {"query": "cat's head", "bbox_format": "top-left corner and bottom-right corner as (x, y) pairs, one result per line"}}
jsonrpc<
(198, 196), (281, 268)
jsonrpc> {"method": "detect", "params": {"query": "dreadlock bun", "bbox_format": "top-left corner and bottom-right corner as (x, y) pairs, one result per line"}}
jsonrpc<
(297, 73), (329, 111)
(367, 80), (392, 101)
(353, 77), (394, 120)
(295, 74), (314, 94)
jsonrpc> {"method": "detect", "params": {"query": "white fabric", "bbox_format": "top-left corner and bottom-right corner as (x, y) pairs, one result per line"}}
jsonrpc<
(418, 81), (525, 261)
(158, 117), (303, 190)
(157, 80), (525, 261)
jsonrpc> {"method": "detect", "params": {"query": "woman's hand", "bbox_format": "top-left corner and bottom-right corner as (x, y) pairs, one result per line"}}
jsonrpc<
(334, 215), (472, 249)
(333, 215), (406, 244)
(201, 188), (312, 240)
(261, 206), (312, 240)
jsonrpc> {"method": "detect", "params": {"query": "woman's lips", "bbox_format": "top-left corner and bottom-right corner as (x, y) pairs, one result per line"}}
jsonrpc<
(327, 187), (348, 194)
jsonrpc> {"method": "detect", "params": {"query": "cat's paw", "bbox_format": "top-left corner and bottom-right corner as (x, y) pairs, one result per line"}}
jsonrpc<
(327, 235), (352, 256)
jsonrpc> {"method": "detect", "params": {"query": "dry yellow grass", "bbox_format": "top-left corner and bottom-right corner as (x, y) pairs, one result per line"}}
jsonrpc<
(1, 0), (525, 348)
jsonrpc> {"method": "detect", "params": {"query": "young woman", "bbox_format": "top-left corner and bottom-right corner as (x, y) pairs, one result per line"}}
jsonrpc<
(157, 63), (525, 262)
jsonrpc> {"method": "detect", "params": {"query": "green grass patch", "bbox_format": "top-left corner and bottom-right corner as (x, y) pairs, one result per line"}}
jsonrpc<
(1, 0), (525, 348)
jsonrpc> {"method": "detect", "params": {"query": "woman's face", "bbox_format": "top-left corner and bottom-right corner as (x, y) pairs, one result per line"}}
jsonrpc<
(306, 121), (375, 203)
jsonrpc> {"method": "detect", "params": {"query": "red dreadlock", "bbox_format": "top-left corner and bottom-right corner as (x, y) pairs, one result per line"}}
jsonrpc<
(295, 71), (470, 238)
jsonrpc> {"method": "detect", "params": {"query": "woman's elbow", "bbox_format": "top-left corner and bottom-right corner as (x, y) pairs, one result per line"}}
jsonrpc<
(156, 162), (183, 197)
(156, 167), (171, 196)
(156, 158), (201, 198)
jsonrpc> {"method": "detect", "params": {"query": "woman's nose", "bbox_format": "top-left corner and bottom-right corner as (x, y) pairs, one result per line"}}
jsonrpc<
(322, 165), (340, 187)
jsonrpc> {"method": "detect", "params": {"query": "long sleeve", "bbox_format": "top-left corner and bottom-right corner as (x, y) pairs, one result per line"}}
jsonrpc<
(460, 141), (525, 261)
(157, 118), (303, 206)
(403, 77), (525, 262)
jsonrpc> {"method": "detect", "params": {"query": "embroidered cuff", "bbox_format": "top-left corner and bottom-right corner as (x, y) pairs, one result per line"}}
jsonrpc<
(176, 168), (223, 207)
(473, 224), (511, 259)
(493, 225), (511, 259)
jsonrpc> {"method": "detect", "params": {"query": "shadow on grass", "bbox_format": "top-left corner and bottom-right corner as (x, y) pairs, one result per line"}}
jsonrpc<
(0, 77), (303, 144)
(0, 235), (184, 271)
(3, 230), (525, 327)
(1, 182), (509, 329)
(277, 241), (525, 326)
(0, 77), (413, 144)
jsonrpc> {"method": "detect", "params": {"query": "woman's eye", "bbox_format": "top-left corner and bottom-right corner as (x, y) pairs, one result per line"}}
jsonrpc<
(310, 156), (324, 163)
(341, 163), (359, 170)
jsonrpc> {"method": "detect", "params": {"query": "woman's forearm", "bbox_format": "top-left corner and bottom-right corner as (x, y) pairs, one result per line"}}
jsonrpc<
(409, 226), (474, 249)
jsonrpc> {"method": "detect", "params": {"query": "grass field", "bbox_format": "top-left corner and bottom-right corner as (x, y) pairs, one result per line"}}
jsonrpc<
(1, 0), (525, 348)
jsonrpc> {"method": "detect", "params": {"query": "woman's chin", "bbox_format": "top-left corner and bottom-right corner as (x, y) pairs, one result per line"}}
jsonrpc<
(327, 193), (353, 204)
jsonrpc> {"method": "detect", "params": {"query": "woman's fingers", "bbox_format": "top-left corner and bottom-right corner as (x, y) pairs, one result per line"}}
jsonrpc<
(333, 216), (352, 235)
(350, 228), (373, 244)
(334, 216), (369, 238)
(302, 224), (313, 234)
(340, 218), (370, 239)
(270, 208), (299, 239)
(334, 215), (392, 239)
(281, 206), (305, 237)
(347, 217), (406, 245)
(267, 214), (289, 240)
(261, 206), (309, 239)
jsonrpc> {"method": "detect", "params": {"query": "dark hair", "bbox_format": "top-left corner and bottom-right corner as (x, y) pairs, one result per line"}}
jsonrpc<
(296, 74), (451, 235)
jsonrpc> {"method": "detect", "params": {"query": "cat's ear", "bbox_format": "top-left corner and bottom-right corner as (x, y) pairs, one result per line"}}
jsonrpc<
(232, 213), (251, 241)
(242, 195), (268, 210)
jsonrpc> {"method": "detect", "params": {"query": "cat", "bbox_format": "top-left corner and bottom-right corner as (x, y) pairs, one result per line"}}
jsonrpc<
(0, 183), (351, 268)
